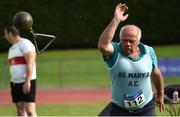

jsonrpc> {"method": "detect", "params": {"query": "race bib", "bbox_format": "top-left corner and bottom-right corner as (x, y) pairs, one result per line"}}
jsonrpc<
(124, 90), (146, 108)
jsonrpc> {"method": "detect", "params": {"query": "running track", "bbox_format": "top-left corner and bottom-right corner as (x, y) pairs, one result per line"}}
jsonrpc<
(0, 88), (110, 105)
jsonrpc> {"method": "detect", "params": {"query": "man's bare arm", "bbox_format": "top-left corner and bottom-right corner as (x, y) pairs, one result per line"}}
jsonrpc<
(23, 51), (36, 94)
(152, 68), (165, 112)
(98, 3), (128, 57)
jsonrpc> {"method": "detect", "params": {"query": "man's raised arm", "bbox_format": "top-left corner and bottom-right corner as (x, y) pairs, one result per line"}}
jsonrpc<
(98, 3), (128, 57)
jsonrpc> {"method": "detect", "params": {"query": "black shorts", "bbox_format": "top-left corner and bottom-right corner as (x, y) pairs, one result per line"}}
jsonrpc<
(10, 79), (36, 103)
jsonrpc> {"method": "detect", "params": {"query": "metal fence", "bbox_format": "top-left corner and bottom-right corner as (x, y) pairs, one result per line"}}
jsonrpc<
(0, 58), (110, 90)
(1, 58), (180, 90)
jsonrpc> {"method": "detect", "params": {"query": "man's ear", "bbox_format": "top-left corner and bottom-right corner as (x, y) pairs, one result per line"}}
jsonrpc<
(8, 32), (13, 37)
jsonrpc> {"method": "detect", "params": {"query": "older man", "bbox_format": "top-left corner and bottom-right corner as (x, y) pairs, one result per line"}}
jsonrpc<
(98, 3), (165, 116)
(4, 25), (37, 116)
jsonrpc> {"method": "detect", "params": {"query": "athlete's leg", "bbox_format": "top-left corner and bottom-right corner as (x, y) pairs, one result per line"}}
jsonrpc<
(24, 102), (37, 116)
(15, 102), (27, 116)
(23, 80), (37, 116)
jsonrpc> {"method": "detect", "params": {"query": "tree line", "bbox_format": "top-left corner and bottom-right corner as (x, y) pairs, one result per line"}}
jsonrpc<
(0, 0), (180, 52)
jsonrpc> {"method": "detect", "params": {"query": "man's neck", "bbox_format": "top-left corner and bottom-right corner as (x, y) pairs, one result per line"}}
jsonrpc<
(129, 51), (140, 59)
(122, 46), (140, 59)
(12, 36), (21, 44)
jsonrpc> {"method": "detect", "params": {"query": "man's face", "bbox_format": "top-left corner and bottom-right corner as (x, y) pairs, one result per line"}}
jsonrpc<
(120, 27), (140, 54)
(4, 30), (14, 44)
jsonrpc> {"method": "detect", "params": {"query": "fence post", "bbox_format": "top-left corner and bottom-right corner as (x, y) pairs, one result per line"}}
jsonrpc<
(59, 59), (64, 88)
(2, 61), (8, 90)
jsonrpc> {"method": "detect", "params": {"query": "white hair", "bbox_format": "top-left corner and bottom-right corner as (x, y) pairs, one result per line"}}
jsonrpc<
(119, 24), (142, 41)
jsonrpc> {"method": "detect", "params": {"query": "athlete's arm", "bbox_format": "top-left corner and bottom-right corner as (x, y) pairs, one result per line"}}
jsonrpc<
(152, 68), (165, 112)
(23, 50), (36, 94)
(98, 3), (128, 57)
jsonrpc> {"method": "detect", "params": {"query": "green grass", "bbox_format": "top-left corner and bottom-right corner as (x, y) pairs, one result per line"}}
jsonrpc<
(0, 103), (107, 116)
(1, 45), (180, 116)
(36, 58), (110, 88)
(154, 45), (180, 58)
(0, 49), (111, 89)
(1, 45), (180, 89)
(0, 103), (179, 116)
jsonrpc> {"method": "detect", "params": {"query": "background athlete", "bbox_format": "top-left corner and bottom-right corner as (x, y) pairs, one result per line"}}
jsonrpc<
(98, 3), (165, 116)
(4, 25), (37, 116)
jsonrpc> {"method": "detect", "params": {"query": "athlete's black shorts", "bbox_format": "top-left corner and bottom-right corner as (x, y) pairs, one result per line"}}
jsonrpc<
(10, 79), (36, 103)
(110, 97), (155, 116)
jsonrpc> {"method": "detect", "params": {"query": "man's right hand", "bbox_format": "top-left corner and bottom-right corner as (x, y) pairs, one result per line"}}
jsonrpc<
(23, 80), (31, 94)
(114, 3), (129, 23)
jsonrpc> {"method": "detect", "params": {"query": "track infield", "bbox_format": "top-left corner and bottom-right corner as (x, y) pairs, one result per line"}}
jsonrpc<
(0, 88), (110, 105)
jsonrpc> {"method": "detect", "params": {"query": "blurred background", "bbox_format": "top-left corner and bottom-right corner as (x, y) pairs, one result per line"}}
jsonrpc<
(0, 0), (180, 116)
(0, 0), (180, 51)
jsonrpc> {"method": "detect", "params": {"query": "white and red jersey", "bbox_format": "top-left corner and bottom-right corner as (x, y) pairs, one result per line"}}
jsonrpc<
(8, 38), (36, 83)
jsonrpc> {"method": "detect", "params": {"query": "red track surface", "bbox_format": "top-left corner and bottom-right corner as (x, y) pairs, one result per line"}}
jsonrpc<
(0, 88), (110, 105)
